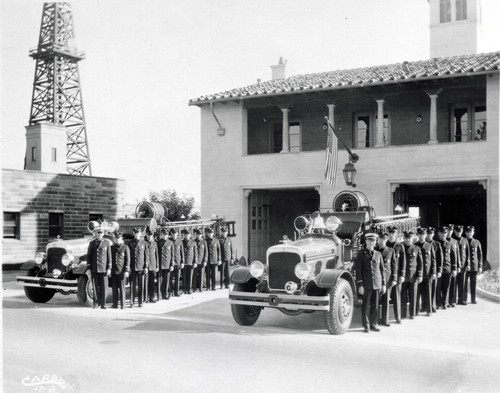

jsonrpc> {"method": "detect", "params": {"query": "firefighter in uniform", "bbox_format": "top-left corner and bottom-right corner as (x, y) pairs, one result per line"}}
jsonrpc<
(170, 228), (184, 296)
(144, 229), (159, 303)
(193, 228), (207, 292)
(375, 232), (396, 326)
(355, 233), (386, 333)
(128, 227), (149, 307)
(464, 226), (483, 304)
(158, 229), (174, 300)
(110, 232), (130, 309)
(415, 228), (436, 316)
(182, 229), (197, 294)
(87, 227), (113, 309)
(386, 226), (406, 324)
(446, 223), (460, 307)
(451, 225), (470, 305)
(436, 226), (457, 309)
(401, 231), (423, 319)
(426, 227), (443, 312)
(219, 227), (234, 289)
(205, 228), (221, 290)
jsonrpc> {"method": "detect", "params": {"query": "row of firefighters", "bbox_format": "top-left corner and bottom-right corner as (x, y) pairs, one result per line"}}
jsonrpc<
(86, 226), (235, 309)
(353, 224), (484, 332)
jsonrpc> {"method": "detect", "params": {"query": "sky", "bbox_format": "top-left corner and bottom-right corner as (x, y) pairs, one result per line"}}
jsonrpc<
(2, 0), (499, 208)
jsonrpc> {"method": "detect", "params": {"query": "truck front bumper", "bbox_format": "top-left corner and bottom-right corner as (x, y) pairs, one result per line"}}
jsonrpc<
(17, 276), (78, 291)
(228, 290), (330, 311)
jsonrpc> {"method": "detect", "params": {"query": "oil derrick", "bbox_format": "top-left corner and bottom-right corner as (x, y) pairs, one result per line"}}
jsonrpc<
(28, 2), (92, 175)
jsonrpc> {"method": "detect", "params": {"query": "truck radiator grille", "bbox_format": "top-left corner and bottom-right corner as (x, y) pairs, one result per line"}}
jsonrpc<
(47, 248), (67, 272)
(268, 252), (301, 291)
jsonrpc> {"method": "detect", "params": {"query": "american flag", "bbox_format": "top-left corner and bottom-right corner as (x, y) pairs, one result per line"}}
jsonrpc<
(324, 121), (338, 187)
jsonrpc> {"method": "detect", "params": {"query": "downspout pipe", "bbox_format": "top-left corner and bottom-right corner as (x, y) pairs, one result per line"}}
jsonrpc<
(210, 101), (225, 134)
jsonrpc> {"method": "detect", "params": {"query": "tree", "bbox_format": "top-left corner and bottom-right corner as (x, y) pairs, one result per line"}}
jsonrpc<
(147, 189), (200, 222)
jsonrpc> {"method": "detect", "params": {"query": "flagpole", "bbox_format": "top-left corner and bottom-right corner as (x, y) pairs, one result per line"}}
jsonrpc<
(323, 116), (359, 163)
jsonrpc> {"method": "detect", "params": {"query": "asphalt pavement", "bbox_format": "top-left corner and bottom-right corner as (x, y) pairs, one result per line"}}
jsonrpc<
(3, 270), (500, 393)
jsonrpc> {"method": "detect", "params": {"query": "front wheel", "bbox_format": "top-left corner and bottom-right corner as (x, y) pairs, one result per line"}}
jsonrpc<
(23, 269), (56, 303)
(231, 283), (261, 326)
(324, 278), (353, 335)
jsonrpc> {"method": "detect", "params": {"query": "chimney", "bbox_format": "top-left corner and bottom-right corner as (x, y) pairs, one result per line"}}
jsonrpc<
(271, 57), (287, 80)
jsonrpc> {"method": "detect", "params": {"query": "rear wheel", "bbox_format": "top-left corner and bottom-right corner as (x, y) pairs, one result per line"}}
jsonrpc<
(77, 273), (94, 307)
(23, 270), (56, 303)
(231, 283), (261, 326)
(324, 278), (353, 335)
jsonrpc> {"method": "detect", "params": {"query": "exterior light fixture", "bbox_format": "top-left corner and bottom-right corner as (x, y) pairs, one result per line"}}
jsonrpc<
(395, 204), (403, 213)
(343, 161), (357, 187)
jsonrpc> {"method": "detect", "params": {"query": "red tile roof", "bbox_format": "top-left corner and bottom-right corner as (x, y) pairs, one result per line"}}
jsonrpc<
(189, 51), (500, 105)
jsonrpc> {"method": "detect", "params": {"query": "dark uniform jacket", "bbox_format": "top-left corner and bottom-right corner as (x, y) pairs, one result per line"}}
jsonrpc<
(467, 238), (483, 271)
(448, 237), (461, 269)
(375, 245), (397, 284)
(171, 238), (184, 267)
(146, 239), (158, 271)
(415, 241), (436, 279)
(436, 239), (457, 273)
(183, 239), (198, 266)
(128, 238), (149, 272)
(111, 243), (130, 275)
(219, 237), (234, 261)
(158, 238), (174, 270)
(195, 238), (208, 265)
(354, 248), (385, 291)
(452, 234), (470, 270)
(403, 244), (423, 282)
(386, 240), (406, 279)
(206, 237), (221, 265)
(428, 240), (443, 274)
(87, 238), (113, 273)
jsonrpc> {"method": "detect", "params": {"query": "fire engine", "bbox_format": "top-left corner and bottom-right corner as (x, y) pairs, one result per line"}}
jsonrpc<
(228, 190), (419, 335)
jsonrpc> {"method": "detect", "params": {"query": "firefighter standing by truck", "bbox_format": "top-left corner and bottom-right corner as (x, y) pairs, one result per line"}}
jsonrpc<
(87, 227), (113, 309)
(158, 229), (174, 300)
(426, 227), (443, 313)
(128, 227), (149, 307)
(193, 228), (207, 292)
(144, 228), (159, 303)
(170, 228), (184, 296)
(386, 226), (406, 324)
(182, 229), (197, 294)
(110, 232), (130, 309)
(219, 227), (234, 289)
(205, 228), (221, 290)
(401, 231), (423, 319)
(375, 232), (397, 327)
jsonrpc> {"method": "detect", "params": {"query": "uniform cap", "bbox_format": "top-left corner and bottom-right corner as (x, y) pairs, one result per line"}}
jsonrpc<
(365, 233), (377, 241)
(454, 225), (464, 230)
(145, 228), (154, 235)
(160, 229), (168, 235)
(427, 227), (436, 233)
(437, 226), (448, 233)
(447, 223), (454, 228)
(193, 228), (202, 234)
(416, 227), (427, 234)
(387, 226), (398, 233)
(169, 228), (178, 234)
(132, 227), (142, 234)
(465, 225), (475, 232)
(403, 230), (414, 238)
(377, 232), (388, 238)
(181, 229), (189, 234)
(220, 227), (228, 232)
(205, 228), (213, 234)
(115, 231), (123, 239)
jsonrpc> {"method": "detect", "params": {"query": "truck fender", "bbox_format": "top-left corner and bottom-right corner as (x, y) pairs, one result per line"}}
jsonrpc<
(314, 269), (355, 292)
(230, 267), (254, 284)
(72, 262), (89, 275)
(20, 261), (37, 271)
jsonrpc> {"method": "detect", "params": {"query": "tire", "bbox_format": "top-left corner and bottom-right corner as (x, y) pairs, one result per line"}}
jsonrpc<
(23, 270), (56, 303)
(231, 283), (261, 326)
(77, 274), (94, 307)
(324, 278), (353, 335)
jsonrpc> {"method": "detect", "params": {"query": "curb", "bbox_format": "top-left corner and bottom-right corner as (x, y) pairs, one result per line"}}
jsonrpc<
(477, 287), (500, 302)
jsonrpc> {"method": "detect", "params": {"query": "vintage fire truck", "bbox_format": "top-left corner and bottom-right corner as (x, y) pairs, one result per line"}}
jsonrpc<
(16, 201), (235, 306)
(228, 190), (419, 335)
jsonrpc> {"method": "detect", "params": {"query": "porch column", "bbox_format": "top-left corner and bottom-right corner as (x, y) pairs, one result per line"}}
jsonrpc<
(327, 104), (335, 126)
(375, 99), (385, 147)
(426, 89), (442, 144)
(280, 107), (290, 153)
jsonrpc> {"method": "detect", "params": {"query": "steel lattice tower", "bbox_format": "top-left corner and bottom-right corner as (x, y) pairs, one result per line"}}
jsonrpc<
(28, 2), (92, 176)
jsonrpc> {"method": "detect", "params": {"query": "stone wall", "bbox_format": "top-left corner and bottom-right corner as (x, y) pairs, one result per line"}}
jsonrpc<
(2, 169), (126, 266)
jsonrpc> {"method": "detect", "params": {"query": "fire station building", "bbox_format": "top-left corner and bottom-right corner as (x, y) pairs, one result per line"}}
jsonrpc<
(190, 0), (499, 267)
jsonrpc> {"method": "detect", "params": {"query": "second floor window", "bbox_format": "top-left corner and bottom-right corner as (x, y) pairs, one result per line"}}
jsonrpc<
(355, 113), (390, 148)
(272, 121), (301, 153)
(49, 212), (64, 238)
(451, 104), (486, 142)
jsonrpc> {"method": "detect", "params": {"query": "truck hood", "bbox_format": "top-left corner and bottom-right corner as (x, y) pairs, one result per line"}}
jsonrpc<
(267, 235), (340, 259)
(46, 237), (94, 256)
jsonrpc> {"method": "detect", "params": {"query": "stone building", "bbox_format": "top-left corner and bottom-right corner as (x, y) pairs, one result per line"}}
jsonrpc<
(190, 0), (499, 266)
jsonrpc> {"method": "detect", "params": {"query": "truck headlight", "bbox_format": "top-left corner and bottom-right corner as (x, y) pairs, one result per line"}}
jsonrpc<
(61, 254), (73, 267)
(34, 252), (45, 264)
(294, 262), (311, 280)
(52, 269), (62, 278)
(325, 216), (342, 232)
(249, 261), (264, 278)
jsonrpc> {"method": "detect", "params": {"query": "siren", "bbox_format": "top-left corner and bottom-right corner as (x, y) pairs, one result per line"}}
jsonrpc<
(87, 221), (101, 233)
